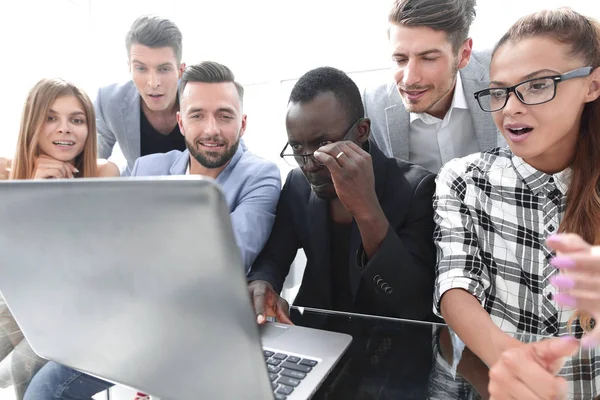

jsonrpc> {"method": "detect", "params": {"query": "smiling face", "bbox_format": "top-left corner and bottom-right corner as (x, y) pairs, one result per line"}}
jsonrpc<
(177, 81), (246, 170)
(389, 24), (472, 119)
(490, 36), (598, 173)
(37, 95), (88, 163)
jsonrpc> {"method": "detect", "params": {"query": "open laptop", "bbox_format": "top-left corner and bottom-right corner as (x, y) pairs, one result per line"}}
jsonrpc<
(0, 176), (352, 399)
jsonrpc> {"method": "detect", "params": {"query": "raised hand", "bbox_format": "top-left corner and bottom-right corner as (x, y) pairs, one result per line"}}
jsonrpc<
(313, 141), (379, 219)
(548, 233), (600, 348)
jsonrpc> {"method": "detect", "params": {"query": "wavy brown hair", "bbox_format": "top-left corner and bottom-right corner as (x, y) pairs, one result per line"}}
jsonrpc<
(493, 8), (600, 331)
(11, 78), (98, 179)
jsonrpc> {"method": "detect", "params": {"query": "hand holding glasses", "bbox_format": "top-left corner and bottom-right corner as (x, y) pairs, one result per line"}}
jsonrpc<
(279, 118), (363, 168)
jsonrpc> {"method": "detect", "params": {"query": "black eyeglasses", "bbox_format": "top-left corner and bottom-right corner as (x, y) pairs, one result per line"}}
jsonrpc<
(474, 66), (593, 112)
(279, 118), (362, 168)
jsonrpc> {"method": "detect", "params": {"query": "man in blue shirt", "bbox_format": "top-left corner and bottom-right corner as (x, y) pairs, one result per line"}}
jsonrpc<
(23, 61), (281, 400)
(129, 61), (281, 271)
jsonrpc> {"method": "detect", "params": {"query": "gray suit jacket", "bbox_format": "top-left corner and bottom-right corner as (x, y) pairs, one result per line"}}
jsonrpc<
(362, 51), (504, 162)
(94, 80), (141, 175)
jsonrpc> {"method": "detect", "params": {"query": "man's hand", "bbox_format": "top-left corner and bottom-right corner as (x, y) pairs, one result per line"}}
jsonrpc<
(488, 337), (579, 400)
(33, 155), (78, 179)
(0, 158), (11, 179)
(314, 140), (388, 257)
(313, 141), (380, 219)
(248, 280), (293, 325)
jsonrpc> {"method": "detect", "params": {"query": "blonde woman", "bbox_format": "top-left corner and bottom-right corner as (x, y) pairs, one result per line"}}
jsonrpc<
(1, 78), (119, 399)
(11, 78), (118, 180)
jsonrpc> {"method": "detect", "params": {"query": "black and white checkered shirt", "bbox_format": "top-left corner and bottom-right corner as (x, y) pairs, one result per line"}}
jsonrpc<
(433, 147), (583, 336)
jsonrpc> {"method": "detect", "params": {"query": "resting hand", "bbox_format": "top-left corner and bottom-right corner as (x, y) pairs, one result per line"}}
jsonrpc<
(32, 155), (78, 179)
(489, 337), (579, 400)
(247, 280), (293, 325)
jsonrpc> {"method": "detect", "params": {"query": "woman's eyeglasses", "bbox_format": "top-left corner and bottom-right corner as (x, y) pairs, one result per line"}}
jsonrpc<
(473, 66), (593, 112)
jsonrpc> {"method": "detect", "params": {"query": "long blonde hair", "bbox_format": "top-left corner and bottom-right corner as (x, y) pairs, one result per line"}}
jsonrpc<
(493, 8), (600, 331)
(11, 78), (98, 179)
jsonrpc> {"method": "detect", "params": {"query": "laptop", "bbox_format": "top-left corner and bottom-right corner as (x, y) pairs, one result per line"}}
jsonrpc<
(0, 176), (352, 399)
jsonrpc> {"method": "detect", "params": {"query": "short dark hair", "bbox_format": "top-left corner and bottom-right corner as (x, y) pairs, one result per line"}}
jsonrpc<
(179, 61), (244, 104)
(288, 67), (364, 124)
(126, 15), (183, 63)
(388, 0), (476, 52)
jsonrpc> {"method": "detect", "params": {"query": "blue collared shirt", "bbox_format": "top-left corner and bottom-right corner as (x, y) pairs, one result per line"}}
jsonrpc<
(129, 144), (281, 273)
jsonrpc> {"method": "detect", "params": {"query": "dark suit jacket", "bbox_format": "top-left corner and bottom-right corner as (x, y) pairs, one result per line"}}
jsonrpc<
(248, 140), (437, 321)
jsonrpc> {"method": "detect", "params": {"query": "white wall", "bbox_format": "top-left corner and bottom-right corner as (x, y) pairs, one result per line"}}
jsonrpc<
(0, 0), (598, 162)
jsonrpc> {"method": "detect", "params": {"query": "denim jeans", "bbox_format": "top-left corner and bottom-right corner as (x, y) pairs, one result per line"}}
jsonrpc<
(23, 362), (113, 400)
(9, 339), (48, 399)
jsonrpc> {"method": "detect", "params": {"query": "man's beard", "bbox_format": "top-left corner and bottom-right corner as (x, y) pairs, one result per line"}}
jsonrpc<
(186, 137), (240, 169)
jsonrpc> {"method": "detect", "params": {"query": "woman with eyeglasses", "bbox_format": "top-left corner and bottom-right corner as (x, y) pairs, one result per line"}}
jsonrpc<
(432, 7), (600, 399)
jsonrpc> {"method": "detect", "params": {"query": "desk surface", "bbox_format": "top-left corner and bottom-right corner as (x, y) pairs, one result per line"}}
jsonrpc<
(290, 306), (600, 399)
(2, 305), (599, 399)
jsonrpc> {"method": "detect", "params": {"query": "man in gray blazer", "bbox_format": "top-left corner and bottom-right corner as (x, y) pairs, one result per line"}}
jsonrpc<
(95, 15), (186, 175)
(363, 0), (504, 173)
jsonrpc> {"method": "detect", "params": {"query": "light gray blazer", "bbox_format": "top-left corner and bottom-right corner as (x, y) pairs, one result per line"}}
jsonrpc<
(362, 51), (504, 161)
(94, 80), (142, 175)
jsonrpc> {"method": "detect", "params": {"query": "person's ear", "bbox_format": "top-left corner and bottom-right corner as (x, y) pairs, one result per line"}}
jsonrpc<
(239, 114), (247, 138)
(178, 62), (186, 78)
(177, 111), (185, 137)
(457, 38), (473, 70)
(584, 67), (600, 103)
(357, 118), (371, 144)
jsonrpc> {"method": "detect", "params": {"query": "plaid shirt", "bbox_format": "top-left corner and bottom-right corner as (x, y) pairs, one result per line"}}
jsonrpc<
(433, 147), (584, 336)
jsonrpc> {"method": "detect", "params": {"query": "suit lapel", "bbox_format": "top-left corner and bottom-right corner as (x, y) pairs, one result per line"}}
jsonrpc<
(307, 191), (333, 309)
(384, 84), (410, 161)
(460, 57), (502, 151)
(121, 84), (141, 161)
(169, 150), (190, 175)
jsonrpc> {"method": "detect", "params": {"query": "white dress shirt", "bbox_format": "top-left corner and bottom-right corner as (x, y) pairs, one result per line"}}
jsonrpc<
(408, 74), (480, 173)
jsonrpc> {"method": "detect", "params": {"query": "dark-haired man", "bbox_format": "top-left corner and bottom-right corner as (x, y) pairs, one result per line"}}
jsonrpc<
(129, 61), (280, 271)
(96, 15), (187, 175)
(248, 67), (437, 323)
(363, 0), (503, 173)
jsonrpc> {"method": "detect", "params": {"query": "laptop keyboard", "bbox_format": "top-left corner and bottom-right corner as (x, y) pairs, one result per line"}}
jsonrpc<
(263, 348), (319, 399)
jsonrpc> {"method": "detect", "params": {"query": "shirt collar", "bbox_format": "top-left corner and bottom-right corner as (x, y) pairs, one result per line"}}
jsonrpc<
(511, 154), (571, 196)
(409, 73), (469, 124)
